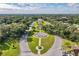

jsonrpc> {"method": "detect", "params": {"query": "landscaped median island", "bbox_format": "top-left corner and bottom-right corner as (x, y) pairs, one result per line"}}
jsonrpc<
(27, 33), (55, 54)
(41, 34), (55, 54)
(27, 19), (55, 55)
(27, 36), (39, 54)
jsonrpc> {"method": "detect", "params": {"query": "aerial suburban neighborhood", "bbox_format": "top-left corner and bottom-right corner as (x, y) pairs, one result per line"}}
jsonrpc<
(0, 3), (79, 56)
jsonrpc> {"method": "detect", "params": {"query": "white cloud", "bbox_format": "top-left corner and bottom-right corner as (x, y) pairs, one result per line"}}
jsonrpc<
(67, 3), (76, 6)
(0, 3), (79, 14)
(67, 3), (79, 8)
(0, 4), (21, 9)
(1, 3), (44, 10)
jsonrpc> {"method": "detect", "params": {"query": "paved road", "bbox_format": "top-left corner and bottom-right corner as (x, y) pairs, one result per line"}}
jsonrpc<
(19, 22), (37, 56)
(19, 21), (62, 56)
(43, 36), (62, 56)
(19, 34), (34, 56)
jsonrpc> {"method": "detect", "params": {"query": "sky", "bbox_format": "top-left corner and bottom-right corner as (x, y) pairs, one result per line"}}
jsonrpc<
(0, 3), (79, 14)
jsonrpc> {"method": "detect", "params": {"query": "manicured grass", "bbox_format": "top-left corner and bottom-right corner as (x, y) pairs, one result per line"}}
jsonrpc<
(0, 38), (20, 56)
(28, 36), (39, 54)
(33, 21), (46, 28)
(41, 35), (55, 54)
(33, 22), (38, 27)
(28, 34), (55, 54)
(43, 21), (47, 26)
(62, 39), (75, 52)
(27, 20), (55, 54)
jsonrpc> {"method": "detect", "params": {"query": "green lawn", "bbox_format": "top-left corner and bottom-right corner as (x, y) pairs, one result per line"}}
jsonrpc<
(28, 34), (55, 54)
(33, 21), (38, 28)
(27, 20), (55, 54)
(0, 38), (20, 56)
(27, 36), (39, 54)
(41, 34), (55, 54)
(33, 21), (46, 28)
(62, 39), (76, 52)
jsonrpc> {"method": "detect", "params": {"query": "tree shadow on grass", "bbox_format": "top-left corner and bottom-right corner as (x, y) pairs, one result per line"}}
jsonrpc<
(0, 43), (10, 50)
(27, 37), (33, 42)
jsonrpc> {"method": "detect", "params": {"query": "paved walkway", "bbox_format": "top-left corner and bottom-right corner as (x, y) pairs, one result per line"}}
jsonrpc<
(43, 36), (62, 56)
(19, 34), (34, 56)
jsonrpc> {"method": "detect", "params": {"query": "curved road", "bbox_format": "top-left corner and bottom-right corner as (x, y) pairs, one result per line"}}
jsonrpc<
(19, 21), (62, 56)
(19, 22), (35, 56)
(19, 34), (34, 56)
(43, 36), (62, 56)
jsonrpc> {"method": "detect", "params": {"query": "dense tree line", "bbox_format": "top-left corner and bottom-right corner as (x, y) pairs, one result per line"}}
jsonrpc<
(43, 18), (79, 42)
(0, 16), (36, 42)
(42, 15), (79, 25)
(0, 15), (79, 43)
